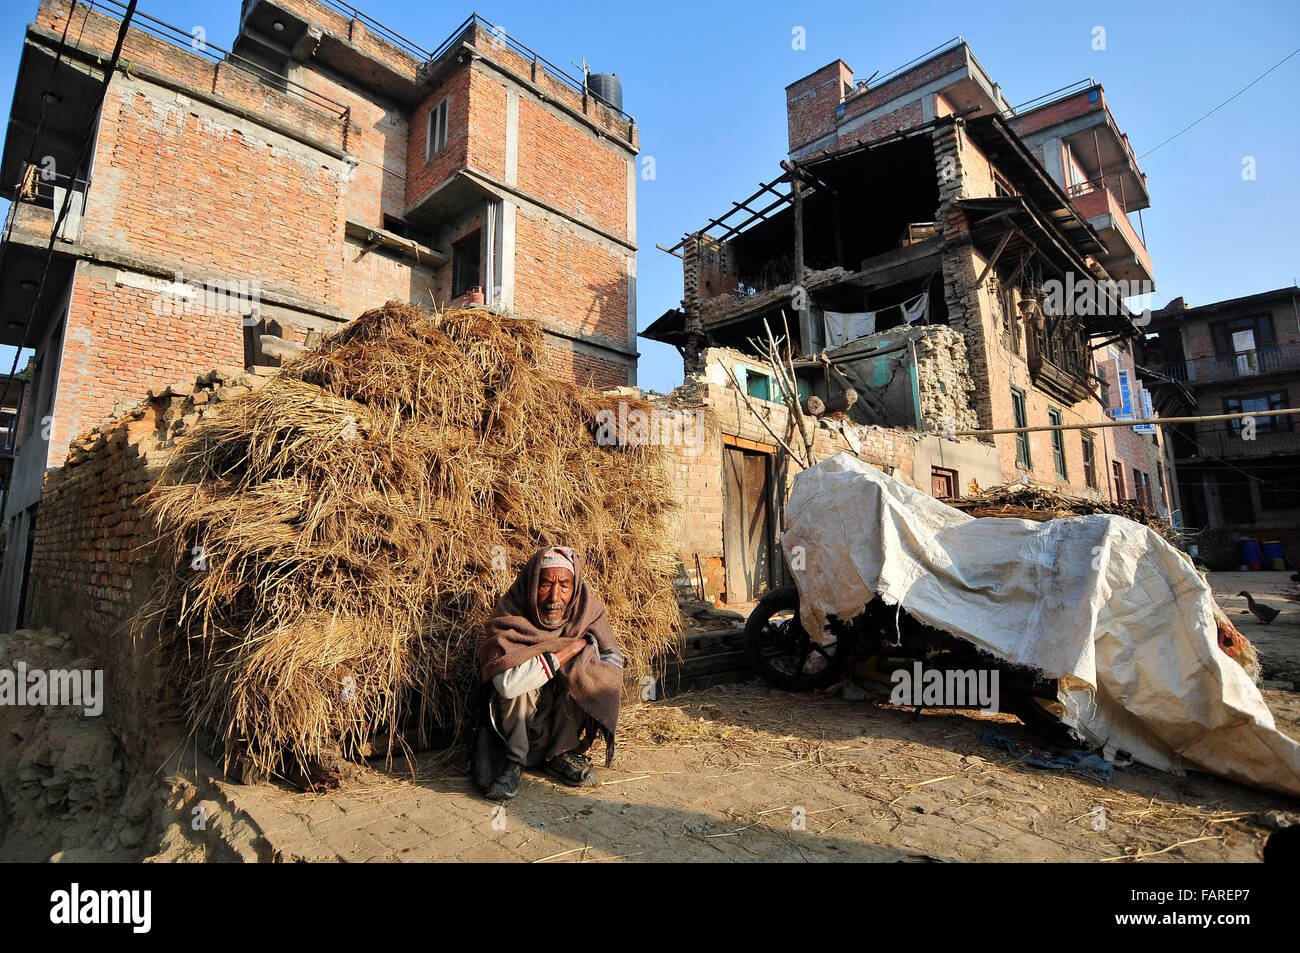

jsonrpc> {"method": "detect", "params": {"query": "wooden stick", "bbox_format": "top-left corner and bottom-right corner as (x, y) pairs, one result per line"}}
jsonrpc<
(531, 846), (589, 863)
(719, 362), (805, 466)
(1100, 835), (1221, 862)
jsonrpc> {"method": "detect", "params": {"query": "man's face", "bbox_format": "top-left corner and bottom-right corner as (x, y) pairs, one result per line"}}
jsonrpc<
(537, 567), (574, 626)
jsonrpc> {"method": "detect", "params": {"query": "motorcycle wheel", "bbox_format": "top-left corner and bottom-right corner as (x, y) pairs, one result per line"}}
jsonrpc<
(744, 586), (849, 691)
(1003, 691), (1080, 749)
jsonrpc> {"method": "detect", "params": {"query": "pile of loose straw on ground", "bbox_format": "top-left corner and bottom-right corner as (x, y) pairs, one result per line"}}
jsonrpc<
(137, 303), (680, 781)
(949, 482), (1179, 543)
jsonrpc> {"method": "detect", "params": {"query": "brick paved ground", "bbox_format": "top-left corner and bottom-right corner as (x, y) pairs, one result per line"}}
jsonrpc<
(194, 673), (1299, 863)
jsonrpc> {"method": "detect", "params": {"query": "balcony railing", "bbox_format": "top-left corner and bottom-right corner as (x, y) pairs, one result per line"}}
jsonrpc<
(1171, 424), (1300, 461)
(429, 14), (635, 126)
(1163, 344), (1300, 383)
(1068, 180), (1152, 276)
(1027, 318), (1093, 403)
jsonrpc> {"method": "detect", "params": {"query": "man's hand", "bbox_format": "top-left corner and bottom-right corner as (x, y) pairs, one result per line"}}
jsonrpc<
(553, 637), (588, 668)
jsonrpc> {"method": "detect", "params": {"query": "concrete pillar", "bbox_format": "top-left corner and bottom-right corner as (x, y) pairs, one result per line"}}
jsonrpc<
(498, 199), (516, 313)
(626, 156), (638, 383)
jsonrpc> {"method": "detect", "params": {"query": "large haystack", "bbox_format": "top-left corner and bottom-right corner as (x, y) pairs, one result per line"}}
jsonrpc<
(138, 303), (680, 781)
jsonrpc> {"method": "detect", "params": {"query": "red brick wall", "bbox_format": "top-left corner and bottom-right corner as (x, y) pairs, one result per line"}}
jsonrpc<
(513, 208), (628, 346)
(517, 97), (628, 236)
(834, 101), (922, 152)
(470, 24), (636, 145)
(1011, 88), (1104, 137)
(85, 81), (347, 309)
(48, 271), (246, 466)
(27, 368), (268, 752)
(340, 240), (438, 318)
(849, 47), (966, 119)
(466, 67), (509, 182)
(37, 0), (347, 151)
(286, 65), (409, 228)
(405, 66), (472, 208)
(788, 47), (968, 155)
(786, 60), (853, 153)
(542, 342), (627, 389)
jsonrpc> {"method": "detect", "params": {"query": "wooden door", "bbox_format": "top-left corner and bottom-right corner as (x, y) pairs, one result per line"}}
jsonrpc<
(931, 467), (956, 500)
(722, 447), (772, 603)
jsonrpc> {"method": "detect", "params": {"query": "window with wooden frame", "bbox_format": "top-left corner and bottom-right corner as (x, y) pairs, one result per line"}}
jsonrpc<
(1011, 386), (1030, 469)
(1225, 391), (1290, 434)
(425, 98), (449, 161)
(1048, 409), (1067, 479)
(1112, 460), (1125, 500)
(1081, 430), (1097, 489)
(1000, 282), (1020, 356)
(1210, 313), (1274, 356)
(931, 466), (958, 500)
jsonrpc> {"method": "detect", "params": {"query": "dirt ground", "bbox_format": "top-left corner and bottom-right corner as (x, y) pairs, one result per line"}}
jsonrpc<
(4, 571), (1299, 863)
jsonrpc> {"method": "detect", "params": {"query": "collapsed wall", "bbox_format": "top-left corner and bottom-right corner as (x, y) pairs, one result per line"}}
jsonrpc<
(2, 368), (275, 860)
(656, 348), (913, 606)
(651, 340), (999, 606)
(824, 323), (980, 433)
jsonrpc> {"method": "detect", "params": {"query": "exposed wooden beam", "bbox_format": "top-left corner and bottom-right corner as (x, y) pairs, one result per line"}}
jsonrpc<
(975, 228), (1014, 287)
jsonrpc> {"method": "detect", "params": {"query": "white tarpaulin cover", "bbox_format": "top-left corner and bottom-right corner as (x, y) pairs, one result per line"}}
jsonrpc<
(783, 453), (1300, 797)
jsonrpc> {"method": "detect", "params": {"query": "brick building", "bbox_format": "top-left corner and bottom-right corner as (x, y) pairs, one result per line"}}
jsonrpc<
(0, 0), (639, 629)
(646, 40), (1174, 593)
(1144, 287), (1300, 567)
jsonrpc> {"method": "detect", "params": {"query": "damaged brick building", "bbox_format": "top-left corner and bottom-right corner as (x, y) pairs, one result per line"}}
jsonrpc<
(0, 0), (640, 629)
(645, 40), (1179, 603)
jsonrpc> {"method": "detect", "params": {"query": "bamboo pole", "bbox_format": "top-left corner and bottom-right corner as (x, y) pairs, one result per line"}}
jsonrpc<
(952, 407), (1300, 437)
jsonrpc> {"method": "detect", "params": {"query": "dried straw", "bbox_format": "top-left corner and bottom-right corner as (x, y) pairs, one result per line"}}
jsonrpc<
(136, 303), (680, 780)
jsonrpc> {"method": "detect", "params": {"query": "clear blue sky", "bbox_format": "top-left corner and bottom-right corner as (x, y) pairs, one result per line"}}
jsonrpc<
(0, 0), (1296, 392)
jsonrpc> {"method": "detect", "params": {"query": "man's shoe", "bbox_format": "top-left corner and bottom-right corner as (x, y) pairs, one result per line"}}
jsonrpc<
(485, 761), (523, 800)
(544, 751), (599, 787)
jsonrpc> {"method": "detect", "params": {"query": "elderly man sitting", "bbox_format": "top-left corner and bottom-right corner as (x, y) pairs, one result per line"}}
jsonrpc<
(474, 546), (624, 800)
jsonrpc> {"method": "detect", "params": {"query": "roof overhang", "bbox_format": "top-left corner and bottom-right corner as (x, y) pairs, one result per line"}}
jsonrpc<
(963, 114), (1108, 258)
(959, 195), (1137, 339)
(0, 33), (103, 204)
(640, 308), (689, 346)
(234, 0), (425, 104)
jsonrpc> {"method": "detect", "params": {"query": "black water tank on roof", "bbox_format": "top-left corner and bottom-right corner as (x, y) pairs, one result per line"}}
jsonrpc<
(587, 72), (623, 112)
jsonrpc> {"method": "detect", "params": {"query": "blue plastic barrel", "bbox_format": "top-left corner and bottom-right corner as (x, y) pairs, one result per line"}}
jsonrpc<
(1238, 538), (1262, 570)
(1262, 540), (1286, 570)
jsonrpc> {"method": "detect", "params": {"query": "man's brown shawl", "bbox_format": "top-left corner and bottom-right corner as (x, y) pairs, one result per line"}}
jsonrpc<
(478, 547), (622, 764)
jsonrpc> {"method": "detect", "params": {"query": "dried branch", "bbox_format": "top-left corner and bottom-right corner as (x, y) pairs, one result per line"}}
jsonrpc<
(719, 361), (806, 467)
